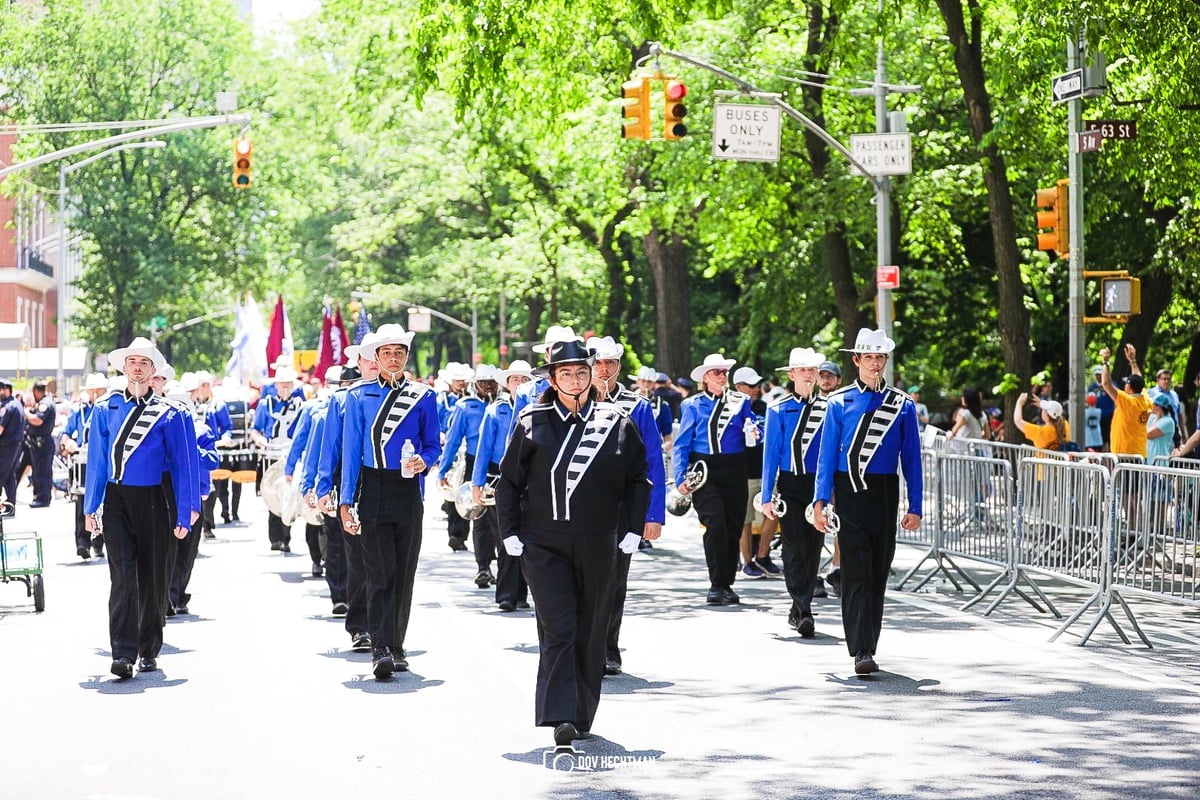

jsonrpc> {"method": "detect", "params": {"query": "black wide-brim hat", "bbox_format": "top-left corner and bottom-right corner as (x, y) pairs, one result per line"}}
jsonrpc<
(531, 340), (596, 379)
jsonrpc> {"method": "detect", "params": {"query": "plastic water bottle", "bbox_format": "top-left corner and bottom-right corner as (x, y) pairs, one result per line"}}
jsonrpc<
(400, 439), (416, 478)
(744, 419), (757, 447)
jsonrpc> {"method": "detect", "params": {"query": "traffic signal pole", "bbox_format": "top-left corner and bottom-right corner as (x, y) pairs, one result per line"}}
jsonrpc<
(1067, 38), (1087, 446)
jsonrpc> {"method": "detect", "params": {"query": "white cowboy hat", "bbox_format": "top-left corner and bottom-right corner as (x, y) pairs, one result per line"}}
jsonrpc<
(194, 370), (215, 385)
(531, 340), (596, 379)
(360, 323), (416, 361)
(177, 372), (202, 393)
(109, 375), (128, 393)
(159, 364), (176, 381)
(629, 365), (658, 382)
(585, 335), (624, 361)
(164, 381), (191, 403)
(324, 365), (345, 383)
(267, 367), (299, 384)
(732, 367), (764, 386)
(498, 360), (534, 382)
(473, 364), (501, 383)
(82, 372), (109, 390)
(108, 337), (167, 375)
(841, 328), (895, 355)
(690, 353), (737, 384)
(442, 361), (475, 382)
(777, 347), (826, 371)
(532, 325), (583, 354)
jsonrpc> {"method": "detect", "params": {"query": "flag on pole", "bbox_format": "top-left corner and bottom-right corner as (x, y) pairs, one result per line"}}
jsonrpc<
(225, 294), (268, 385)
(314, 302), (349, 381)
(353, 299), (372, 344)
(266, 295), (294, 375)
(332, 306), (349, 364)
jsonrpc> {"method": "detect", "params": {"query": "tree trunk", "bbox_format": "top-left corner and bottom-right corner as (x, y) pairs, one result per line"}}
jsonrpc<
(936, 0), (1032, 442)
(644, 223), (690, 379)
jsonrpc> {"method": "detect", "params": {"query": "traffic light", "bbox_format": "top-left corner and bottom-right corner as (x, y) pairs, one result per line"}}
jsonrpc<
(1034, 178), (1069, 257)
(621, 78), (651, 141)
(232, 137), (252, 188)
(1100, 277), (1141, 315)
(664, 79), (688, 140)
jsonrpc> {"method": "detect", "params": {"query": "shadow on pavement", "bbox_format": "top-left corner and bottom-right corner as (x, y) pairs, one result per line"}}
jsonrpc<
(342, 671), (444, 694)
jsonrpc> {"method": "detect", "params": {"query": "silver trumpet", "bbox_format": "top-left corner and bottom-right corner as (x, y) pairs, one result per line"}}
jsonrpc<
(754, 491), (788, 518)
(666, 461), (709, 517)
(805, 502), (840, 533)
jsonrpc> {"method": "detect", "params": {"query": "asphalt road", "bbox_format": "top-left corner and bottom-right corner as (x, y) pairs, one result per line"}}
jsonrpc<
(2, 483), (1198, 799)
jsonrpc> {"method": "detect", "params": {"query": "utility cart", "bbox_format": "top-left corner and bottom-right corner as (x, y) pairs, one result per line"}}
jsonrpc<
(0, 503), (44, 612)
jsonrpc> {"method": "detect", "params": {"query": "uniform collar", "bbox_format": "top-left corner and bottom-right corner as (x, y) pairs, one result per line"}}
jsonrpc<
(791, 390), (816, 402)
(854, 378), (888, 393)
(552, 398), (594, 421)
(123, 389), (151, 406)
(704, 389), (724, 401)
(377, 376), (407, 391)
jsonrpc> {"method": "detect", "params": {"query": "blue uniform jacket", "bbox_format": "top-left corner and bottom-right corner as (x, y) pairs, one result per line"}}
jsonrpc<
(286, 398), (327, 477)
(814, 380), (923, 515)
(84, 391), (193, 528)
(672, 390), (756, 487)
(63, 401), (97, 445)
(253, 388), (306, 440)
(436, 391), (459, 434)
(612, 385), (667, 525)
(472, 398), (518, 486)
(315, 386), (352, 499)
(761, 393), (825, 505)
(195, 420), (219, 498)
(438, 396), (486, 479)
(513, 377), (550, 416)
(300, 404), (329, 495)
(201, 400), (233, 443)
(340, 379), (442, 503)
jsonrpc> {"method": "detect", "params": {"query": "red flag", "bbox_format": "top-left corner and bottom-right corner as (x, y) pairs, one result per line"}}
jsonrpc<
(266, 295), (286, 376)
(314, 304), (334, 380)
(332, 307), (349, 366)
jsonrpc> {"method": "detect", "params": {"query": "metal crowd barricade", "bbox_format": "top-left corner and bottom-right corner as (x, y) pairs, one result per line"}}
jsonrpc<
(1108, 462), (1200, 610)
(894, 449), (941, 587)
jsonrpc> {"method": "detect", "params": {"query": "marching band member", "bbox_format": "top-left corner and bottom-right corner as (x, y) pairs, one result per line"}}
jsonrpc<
(317, 336), (380, 651)
(813, 328), (922, 675)
(62, 372), (109, 560)
(760, 347), (828, 637)
(673, 353), (757, 606)
(84, 338), (194, 678)
(251, 367), (305, 553)
(339, 324), (441, 679)
(586, 335), (665, 676)
(632, 365), (674, 450)
(165, 374), (219, 616)
(471, 360), (533, 611)
(436, 362), (473, 551)
(496, 339), (649, 748)
(193, 370), (232, 539)
(439, 364), (500, 589)
(286, 386), (329, 577)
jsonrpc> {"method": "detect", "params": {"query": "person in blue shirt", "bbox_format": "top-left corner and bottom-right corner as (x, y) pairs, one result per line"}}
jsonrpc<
(251, 366), (306, 552)
(761, 347), (828, 638)
(84, 337), (194, 679)
(587, 335), (665, 677)
(440, 364), (500, 589)
(0, 378), (27, 517)
(812, 328), (922, 676)
(471, 359), (533, 611)
(673, 353), (758, 606)
(63, 372), (109, 559)
(339, 324), (442, 679)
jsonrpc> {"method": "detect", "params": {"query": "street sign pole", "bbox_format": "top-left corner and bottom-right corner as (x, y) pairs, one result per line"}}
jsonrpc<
(873, 35), (895, 386)
(1067, 36), (1087, 447)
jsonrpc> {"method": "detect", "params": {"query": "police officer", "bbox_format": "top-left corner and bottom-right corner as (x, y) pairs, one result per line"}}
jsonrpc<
(813, 328), (923, 675)
(673, 353), (757, 606)
(23, 380), (56, 508)
(760, 347), (828, 637)
(84, 338), (194, 678)
(0, 379), (26, 516)
(470, 360), (533, 611)
(251, 366), (305, 552)
(495, 338), (649, 748)
(339, 324), (441, 679)
(586, 335), (665, 676)
(63, 373), (110, 558)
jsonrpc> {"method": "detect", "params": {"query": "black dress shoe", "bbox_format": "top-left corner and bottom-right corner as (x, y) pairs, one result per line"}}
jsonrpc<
(174, 602), (189, 615)
(166, 605), (177, 617)
(553, 722), (579, 747)
(372, 649), (395, 679)
(77, 546), (91, 560)
(812, 576), (828, 598)
(854, 651), (879, 675)
(390, 648), (409, 672)
(92, 544), (104, 558)
(138, 657), (157, 672)
(110, 658), (134, 679)
(447, 535), (467, 552)
(498, 600), (516, 612)
(332, 602), (349, 616)
(280, 543), (291, 553)
(604, 658), (622, 676)
(787, 604), (800, 631)
(706, 590), (722, 605)
(515, 599), (530, 609)
(312, 562), (323, 577)
(474, 568), (493, 588)
(719, 588), (740, 606)
(798, 616), (816, 638)
(270, 541), (283, 551)
(351, 631), (372, 651)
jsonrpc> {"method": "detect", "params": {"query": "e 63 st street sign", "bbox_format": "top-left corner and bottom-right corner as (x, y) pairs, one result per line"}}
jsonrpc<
(712, 103), (782, 162)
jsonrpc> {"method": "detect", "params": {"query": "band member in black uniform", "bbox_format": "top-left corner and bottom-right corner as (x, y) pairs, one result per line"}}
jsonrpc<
(340, 325), (442, 679)
(760, 347), (828, 637)
(673, 354), (757, 606)
(496, 340), (650, 748)
(84, 338), (193, 678)
(813, 329), (923, 675)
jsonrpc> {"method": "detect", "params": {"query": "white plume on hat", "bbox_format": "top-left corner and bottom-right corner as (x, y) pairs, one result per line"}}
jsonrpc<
(360, 323), (416, 361)
(108, 336), (167, 375)
(777, 347), (826, 371)
(690, 353), (737, 384)
(585, 335), (624, 361)
(532, 325), (583, 354)
(841, 328), (895, 355)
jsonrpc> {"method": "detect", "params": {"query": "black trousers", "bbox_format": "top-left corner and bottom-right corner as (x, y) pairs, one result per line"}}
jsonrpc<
(74, 497), (91, 551)
(169, 515), (204, 608)
(777, 472), (823, 617)
(523, 532), (616, 730)
(0, 441), (20, 508)
(103, 483), (171, 661)
(201, 492), (218, 533)
(321, 515), (348, 604)
(605, 550), (632, 663)
(28, 436), (54, 504)
(690, 453), (748, 591)
(268, 512), (291, 545)
(343, 524), (369, 636)
(214, 478), (242, 520)
(489, 508), (527, 605)
(445, 499), (469, 542)
(358, 471), (423, 651)
(305, 523), (323, 563)
(834, 472), (900, 657)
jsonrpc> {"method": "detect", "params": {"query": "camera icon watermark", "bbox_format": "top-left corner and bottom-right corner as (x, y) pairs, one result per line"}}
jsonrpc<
(542, 746), (659, 772)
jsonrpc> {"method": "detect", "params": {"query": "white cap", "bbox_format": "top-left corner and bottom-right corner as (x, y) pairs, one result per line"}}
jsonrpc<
(732, 367), (764, 386)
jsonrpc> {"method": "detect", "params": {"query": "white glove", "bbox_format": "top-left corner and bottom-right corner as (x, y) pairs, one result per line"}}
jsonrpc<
(503, 535), (525, 556)
(618, 532), (642, 554)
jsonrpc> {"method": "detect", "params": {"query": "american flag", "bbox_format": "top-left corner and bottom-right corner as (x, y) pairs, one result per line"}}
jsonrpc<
(353, 300), (372, 344)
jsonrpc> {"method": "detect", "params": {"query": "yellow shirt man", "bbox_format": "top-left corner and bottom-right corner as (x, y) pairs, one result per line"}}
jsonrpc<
(1111, 388), (1152, 457)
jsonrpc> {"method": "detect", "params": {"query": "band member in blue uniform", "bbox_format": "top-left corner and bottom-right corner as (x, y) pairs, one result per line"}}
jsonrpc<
(165, 376), (219, 616)
(194, 370), (232, 538)
(761, 347), (828, 637)
(813, 328), (922, 675)
(339, 324), (441, 679)
(286, 386), (328, 577)
(0, 379), (26, 517)
(251, 367), (305, 552)
(63, 372), (109, 559)
(496, 339), (649, 748)
(586, 336), (665, 676)
(84, 338), (194, 678)
(437, 362), (473, 551)
(317, 337), (379, 651)
(439, 364), (500, 588)
(632, 365), (674, 448)
(513, 325), (581, 416)
(471, 359), (533, 611)
(673, 353), (757, 606)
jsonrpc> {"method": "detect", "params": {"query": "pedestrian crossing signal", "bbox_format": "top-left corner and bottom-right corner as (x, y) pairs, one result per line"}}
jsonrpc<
(232, 137), (252, 189)
(664, 80), (688, 140)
